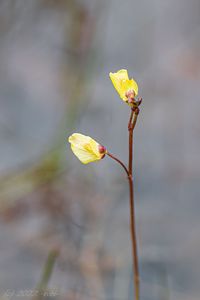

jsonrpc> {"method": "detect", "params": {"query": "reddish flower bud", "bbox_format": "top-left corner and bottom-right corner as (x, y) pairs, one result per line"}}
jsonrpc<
(125, 90), (135, 100)
(98, 145), (106, 154)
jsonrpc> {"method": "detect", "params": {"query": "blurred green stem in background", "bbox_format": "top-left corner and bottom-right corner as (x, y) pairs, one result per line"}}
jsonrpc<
(34, 248), (59, 300)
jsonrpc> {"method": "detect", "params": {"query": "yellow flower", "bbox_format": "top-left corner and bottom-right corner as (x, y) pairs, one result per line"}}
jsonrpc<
(68, 133), (106, 164)
(109, 69), (138, 104)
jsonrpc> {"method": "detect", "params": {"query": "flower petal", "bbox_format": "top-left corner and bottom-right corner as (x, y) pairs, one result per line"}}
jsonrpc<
(109, 71), (128, 101)
(71, 144), (100, 164)
(129, 79), (138, 96)
(68, 133), (91, 150)
(68, 133), (105, 164)
(109, 69), (138, 101)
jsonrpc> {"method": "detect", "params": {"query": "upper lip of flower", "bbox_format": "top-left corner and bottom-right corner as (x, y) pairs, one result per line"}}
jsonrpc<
(109, 69), (138, 103)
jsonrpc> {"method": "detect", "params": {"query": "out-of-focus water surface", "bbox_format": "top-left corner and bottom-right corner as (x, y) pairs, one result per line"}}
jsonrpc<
(0, 1), (200, 299)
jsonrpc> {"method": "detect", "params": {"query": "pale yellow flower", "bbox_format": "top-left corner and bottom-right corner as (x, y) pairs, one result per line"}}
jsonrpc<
(68, 133), (106, 164)
(109, 69), (138, 103)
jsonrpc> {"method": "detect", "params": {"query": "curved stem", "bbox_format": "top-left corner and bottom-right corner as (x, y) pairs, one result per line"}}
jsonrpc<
(107, 152), (129, 177)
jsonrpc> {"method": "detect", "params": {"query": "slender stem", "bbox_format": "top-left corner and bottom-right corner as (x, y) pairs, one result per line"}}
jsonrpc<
(107, 152), (129, 177)
(128, 109), (134, 130)
(129, 110), (138, 174)
(128, 108), (139, 300)
(107, 107), (140, 300)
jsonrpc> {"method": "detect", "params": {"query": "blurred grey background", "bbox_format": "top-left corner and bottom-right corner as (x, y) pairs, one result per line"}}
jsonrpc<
(0, 0), (200, 299)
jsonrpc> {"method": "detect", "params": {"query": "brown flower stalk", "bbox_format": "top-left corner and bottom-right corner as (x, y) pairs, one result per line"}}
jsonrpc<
(128, 107), (140, 300)
(107, 106), (140, 300)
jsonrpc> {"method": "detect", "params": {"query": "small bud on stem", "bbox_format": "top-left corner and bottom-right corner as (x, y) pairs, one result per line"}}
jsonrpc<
(98, 145), (107, 158)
